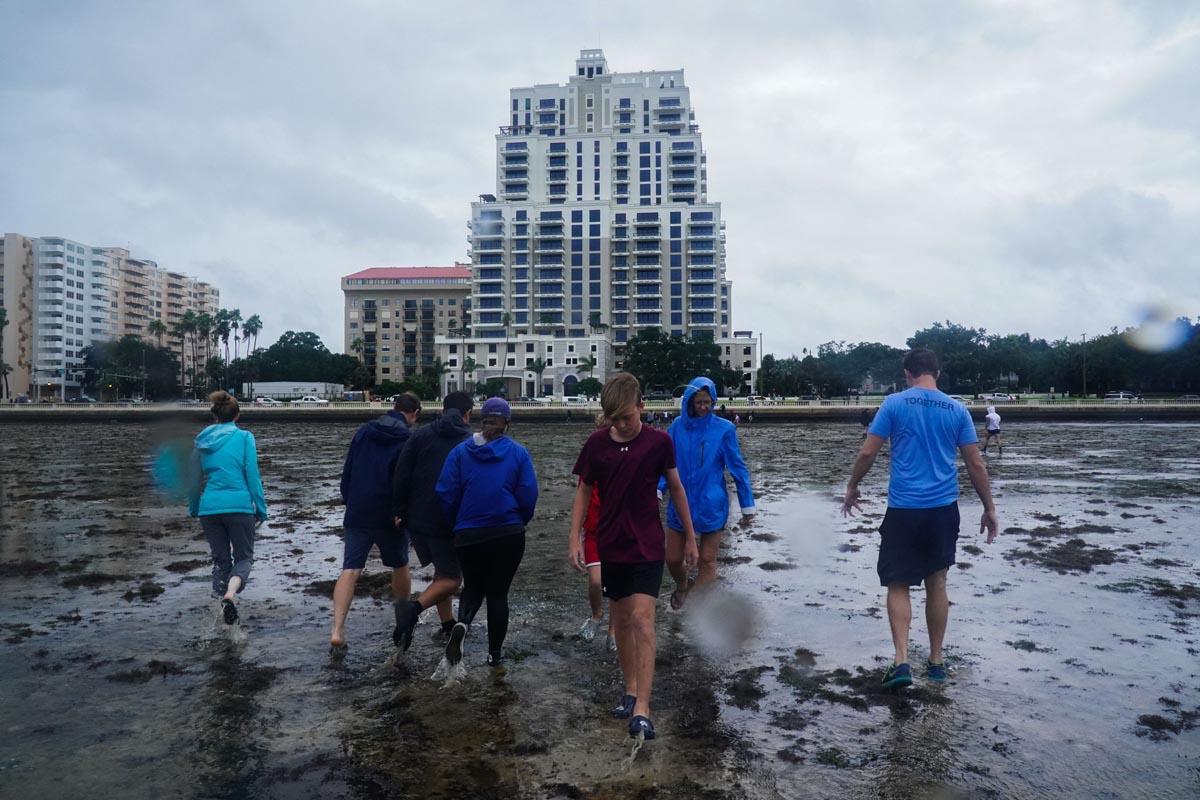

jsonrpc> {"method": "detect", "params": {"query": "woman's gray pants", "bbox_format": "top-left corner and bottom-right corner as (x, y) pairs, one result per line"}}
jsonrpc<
(200, 513), (256, 595)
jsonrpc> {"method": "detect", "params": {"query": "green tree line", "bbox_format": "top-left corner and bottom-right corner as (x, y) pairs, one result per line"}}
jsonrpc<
(760, 319), (1200, 397)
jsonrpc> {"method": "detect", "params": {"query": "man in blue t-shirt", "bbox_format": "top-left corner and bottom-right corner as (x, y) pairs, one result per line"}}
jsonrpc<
(842, 348), (999, 689)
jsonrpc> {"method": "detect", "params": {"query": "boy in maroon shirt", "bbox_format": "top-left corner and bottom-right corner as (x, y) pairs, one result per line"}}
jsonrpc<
(569, 373), (698, 740)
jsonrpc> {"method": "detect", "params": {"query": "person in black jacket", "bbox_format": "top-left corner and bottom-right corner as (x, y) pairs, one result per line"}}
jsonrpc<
(390, 391), (474, 650)
(329, 393), (420, 651)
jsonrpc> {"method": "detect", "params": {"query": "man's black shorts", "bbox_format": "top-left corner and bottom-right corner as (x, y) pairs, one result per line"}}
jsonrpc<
(877, 502), (959, 586)
(411, 533), (462, 581)
(601, 560), (664, 600)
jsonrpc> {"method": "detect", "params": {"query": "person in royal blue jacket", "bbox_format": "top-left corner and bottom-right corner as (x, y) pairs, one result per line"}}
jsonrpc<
(434, 397), (538, 669)
(188, 391), (269, 625)
(329, 392), (421, 652)
(661, 376), (755, 610)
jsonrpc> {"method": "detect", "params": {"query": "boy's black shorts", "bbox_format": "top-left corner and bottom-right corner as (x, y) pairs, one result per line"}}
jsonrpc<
(877, 502), (959, 586)
(601, 560), (665, 600)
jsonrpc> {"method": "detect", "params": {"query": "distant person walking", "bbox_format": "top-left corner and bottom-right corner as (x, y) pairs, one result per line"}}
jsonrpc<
(329, 393), (421, 652)
(390, 392), (475, 650)
(569, 373), (697, 741)
(981, 406), (1003, 455)
(661, 377), (755, 610)
(188, 391), (268, 625)
(841, 349), (998, 689)
(435, 398), (538, 669)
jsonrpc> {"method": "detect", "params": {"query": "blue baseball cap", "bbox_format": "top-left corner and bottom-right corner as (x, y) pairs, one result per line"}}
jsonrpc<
(480, 397), (512, 420)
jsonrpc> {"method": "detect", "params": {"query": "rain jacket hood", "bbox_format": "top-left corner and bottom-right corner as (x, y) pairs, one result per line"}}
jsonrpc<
(340, 411), (411, 529)
(465, 432), (516, 463)
(661, 377), (755, 532)
(188, 422), (268, 520)
(196, 422), (240, 454)
(681, 377), (719, 430)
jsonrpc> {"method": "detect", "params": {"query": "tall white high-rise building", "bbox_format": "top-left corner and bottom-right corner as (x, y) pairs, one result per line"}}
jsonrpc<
(473, 49), (731, 340)
(29, 236), (121, 398)
(439, 49), (757, 397)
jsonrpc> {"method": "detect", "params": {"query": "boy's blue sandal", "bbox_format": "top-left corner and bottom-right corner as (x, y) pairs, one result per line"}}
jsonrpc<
(611, 694), (636, 719)
(882, 662), (913, 689)
(629, 715), (656, 740)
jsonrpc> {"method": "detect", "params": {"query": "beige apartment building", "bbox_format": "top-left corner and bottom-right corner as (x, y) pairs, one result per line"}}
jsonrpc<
(110, 247), (219, 346)
(342, 266), (472, 385)
(0, 234), (36, 398)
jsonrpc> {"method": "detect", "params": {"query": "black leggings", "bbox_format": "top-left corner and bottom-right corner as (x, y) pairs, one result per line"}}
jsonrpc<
(455, 532), (526, 657)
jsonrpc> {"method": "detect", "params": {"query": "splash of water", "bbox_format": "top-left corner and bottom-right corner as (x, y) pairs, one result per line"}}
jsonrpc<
(431, 656), (467, 686)
(620, 730), (646, 771)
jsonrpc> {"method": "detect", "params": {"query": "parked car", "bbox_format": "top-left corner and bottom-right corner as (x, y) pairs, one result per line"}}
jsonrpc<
(980, 392), (1016, 402)
(12, 395), (31, 404)
(254, 396), (283, 406)
(1103, 391), (1139, 403)
(290, 396), (330, 405)
(1178, 394), (1200, 402)
(948, 395), (970, 405)
(66, 395), (97, 404)
(563, 395), (590, 406)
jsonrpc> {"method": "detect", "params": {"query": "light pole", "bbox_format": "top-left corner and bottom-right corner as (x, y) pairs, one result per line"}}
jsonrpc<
(1080, 333), (1087, 399)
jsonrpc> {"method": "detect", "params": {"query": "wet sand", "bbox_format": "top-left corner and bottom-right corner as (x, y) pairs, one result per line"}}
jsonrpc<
(1, 420), (1198, 799)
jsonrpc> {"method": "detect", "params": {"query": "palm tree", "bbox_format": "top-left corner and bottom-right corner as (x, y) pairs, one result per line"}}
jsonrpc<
(537, 311), (557, 333)
(424, 358), (452, 398)
(227, 308), (243, 361)
(242, 314), (263, 354)
(0, 308), (9, 399)
(588, 311), (608, 334)
(463, 357), (478, 393)
(577, 354), (598, 379)
(147, 318), (167, 349)
(529, 357), (546, 398)
(351, 336), (365, 360)
(194, 312), (214, 382)
(241, 314), (262, 397)
(497, 311), (513, 396)
(447, 323), (470, 391)
(172, 311), (196, 397)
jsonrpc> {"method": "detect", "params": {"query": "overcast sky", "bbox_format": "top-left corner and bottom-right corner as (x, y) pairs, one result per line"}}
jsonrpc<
(2, 0), (1197, 356)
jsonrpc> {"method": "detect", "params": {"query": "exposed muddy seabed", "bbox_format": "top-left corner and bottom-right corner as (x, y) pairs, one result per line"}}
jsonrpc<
(1, 421), (1198, 799)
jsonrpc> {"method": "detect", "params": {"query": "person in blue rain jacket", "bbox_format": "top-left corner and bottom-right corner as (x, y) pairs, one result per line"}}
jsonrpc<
(188, 391), (268, 625)
(660, 377), (755, 610)
(430, 398), (538, 669)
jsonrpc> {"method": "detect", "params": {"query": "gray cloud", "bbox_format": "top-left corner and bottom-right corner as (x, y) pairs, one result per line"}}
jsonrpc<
(1, 0), (1197, 353)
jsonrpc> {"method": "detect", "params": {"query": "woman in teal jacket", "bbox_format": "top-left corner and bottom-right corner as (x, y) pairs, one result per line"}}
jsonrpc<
(662, 377), (755, 609)
(187, 391), (268, 624)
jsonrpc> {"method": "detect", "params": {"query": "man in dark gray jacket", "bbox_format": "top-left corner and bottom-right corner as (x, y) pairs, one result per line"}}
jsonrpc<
(390, 391), (473, 650)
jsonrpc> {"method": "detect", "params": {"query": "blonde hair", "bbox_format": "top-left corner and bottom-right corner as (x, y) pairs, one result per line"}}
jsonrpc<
(600, 372), (642, 419)
(594, 411), (608, 428)
(209, 390), (239, 423)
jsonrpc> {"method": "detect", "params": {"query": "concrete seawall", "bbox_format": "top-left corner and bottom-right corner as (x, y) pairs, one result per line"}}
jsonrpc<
(2, 403), (1198, 424)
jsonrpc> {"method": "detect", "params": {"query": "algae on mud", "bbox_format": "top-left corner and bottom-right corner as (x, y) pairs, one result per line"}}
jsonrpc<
(1, 420), (1199, 798)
